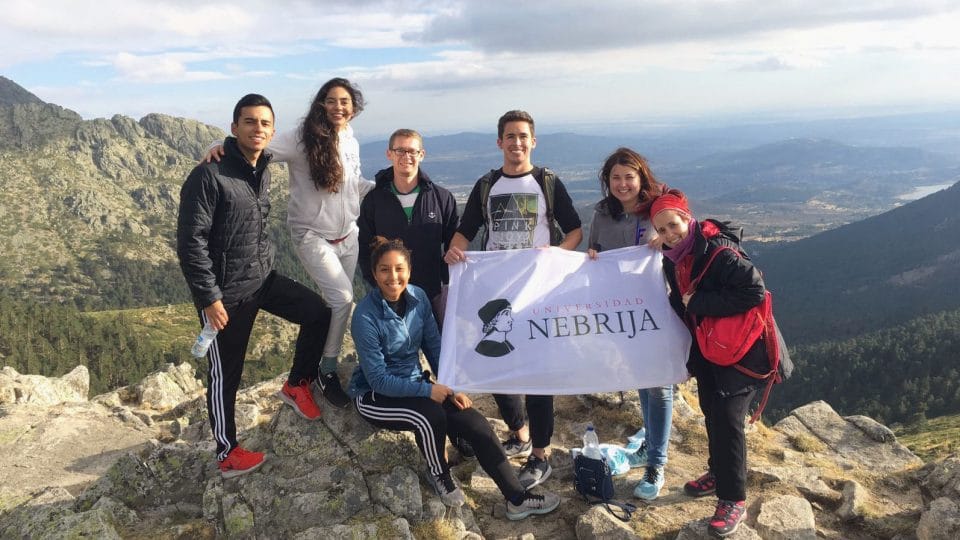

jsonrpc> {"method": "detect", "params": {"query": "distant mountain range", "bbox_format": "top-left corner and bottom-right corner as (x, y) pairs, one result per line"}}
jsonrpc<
(361, 129), (959, 241)
(2, 73), (958, 317)
(5, 75), (960, 426)
(0, 77), (228, 305)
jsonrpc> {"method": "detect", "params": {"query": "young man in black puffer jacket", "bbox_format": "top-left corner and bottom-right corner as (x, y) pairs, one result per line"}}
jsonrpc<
(177, 94), (330, 478)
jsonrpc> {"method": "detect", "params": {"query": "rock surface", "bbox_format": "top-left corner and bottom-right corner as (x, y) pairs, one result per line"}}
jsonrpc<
(0, 364), (951, 539)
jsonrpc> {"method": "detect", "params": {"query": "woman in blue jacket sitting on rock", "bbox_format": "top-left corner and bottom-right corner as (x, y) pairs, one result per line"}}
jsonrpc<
(347, 236), (560, 520)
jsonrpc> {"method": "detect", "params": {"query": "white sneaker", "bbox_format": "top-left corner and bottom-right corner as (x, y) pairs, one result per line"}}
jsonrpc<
(429, 472), (465, 507)
(506, 490), (561, 520)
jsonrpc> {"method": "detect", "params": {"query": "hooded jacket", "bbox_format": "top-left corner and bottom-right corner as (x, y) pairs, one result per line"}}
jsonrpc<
(275, 124), (375, 243)
(662, 220), (769, 396)
(357, 167), (458, 299)
(176, 137), (274, 308)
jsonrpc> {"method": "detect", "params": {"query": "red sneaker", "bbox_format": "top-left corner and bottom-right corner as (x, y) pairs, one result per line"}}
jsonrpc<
(684, 471), (717, 497)
(278, 379), (322, 420)
(219, 446), (265, 479)
(708, 499), (747, 537)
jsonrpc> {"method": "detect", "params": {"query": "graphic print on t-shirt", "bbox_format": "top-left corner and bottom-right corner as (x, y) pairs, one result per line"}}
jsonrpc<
(489, 193), (538, 250)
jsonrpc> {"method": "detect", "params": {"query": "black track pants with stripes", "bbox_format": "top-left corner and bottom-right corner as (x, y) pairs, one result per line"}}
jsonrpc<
(200, 271), (331, 460)
(355, 391), (525, 501)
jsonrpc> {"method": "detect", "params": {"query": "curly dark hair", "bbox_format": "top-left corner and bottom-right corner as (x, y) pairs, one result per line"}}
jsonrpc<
(598, 147), (664, 218)
(300, 78), (365, 193)
(369, 236), (411, 270)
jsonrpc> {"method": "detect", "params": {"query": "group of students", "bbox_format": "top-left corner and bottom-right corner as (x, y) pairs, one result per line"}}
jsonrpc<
(177, 77), (772, 535)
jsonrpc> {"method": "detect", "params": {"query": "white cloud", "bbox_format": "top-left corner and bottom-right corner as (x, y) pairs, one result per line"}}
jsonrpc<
(4, 0), (960, 134)
(413, 1), (960, 52)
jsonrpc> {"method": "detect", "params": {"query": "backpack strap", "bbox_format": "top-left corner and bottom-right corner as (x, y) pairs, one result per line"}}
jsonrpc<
(581, 496), (637, 523)
(539, 168), (563, 246)
(479, 167), (563, 247)
(734, 296), (782, 424)
(478, 169), (501, 249)
(539, 167), (556, 223)
(691, 244), (782, 424)
(689, 245), (735, 292)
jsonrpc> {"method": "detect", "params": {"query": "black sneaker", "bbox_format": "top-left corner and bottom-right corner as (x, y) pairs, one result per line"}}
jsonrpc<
(518, 455), (552, 488)
(502, 435), (532, 458)
(315, 372), (350, 409)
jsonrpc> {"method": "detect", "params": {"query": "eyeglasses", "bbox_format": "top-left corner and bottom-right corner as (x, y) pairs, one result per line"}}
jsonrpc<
(391, 148), (422, 157)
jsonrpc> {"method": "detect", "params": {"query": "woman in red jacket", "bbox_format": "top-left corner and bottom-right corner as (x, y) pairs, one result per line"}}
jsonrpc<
(650, 189), (769, 538)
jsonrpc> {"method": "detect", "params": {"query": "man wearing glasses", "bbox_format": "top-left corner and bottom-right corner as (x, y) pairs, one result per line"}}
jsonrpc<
(358, 129), (459, 325)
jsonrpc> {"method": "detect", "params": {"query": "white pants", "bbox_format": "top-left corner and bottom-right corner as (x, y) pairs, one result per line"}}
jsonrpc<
(295, 229), (358, 359)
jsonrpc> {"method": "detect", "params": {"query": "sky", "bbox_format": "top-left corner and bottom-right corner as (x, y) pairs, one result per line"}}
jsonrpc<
(2, 0), (960, 140)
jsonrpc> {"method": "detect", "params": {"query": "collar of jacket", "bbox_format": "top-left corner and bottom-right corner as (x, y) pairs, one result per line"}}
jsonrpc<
(374, 166), (434, 191)
(370, 286), (422, 317)
(222, 136), (273, 173)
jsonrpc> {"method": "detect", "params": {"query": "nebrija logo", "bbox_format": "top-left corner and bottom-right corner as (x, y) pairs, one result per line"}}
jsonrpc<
(475, 298), (515, 357)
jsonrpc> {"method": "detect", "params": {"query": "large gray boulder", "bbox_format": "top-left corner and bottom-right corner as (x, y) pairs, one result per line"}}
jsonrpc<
(917, 497), (960, 540)
(134, 362), (203, 411)
(919, 455), (960, 504)
(0, 364), (89, 405)
(756, 495), (817, 540)
(773, 401), (922, 472)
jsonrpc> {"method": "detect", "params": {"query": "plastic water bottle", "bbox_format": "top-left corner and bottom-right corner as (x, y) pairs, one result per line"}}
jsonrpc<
(582, 424), (602, 460)
(191, 323), (218, 357)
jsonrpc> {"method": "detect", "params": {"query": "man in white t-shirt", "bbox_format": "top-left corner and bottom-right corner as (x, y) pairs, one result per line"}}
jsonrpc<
(444, 110), (582, 490)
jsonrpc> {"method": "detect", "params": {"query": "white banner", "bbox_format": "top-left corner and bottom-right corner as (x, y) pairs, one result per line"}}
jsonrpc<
(438, 246), (691, 394)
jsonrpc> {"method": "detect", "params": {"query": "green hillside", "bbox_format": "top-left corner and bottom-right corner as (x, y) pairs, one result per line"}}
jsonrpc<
(756, 180), (960, 345)
(896, 413), (960, 462)
(766, 308), (960, 425)
(0, 294), (299, 395)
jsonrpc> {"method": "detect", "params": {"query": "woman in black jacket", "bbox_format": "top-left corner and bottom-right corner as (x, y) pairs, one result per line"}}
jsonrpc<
(650, 189), (768, 538)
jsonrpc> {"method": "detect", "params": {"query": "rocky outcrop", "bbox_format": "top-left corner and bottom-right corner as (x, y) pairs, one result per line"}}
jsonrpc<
(139, 113), (224, 161)
(0, 364), (89, 405)
(0, 81), (235, 301)
(0, 76), (45, 106)
(917, 496), (960, 540)
(773, 400), (923, 472)
(0, 365), (954, 539)
(0, 101), (82, 149)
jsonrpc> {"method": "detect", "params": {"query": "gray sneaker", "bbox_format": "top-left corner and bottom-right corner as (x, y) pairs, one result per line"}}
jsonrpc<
(506, 490), (561, 520)
(518, 455), (552, 489)
(502, 435), (532, 458)
(428, 472), (465, 507)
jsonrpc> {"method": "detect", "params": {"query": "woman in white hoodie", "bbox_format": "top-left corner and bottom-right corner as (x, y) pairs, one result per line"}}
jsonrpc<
(208, 78), (373, 411)
(280, 77), (375, 409)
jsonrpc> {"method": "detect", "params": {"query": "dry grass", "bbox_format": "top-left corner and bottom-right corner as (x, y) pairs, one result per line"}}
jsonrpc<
(790, 432), (827, 453)
(411, 518), (461, 540)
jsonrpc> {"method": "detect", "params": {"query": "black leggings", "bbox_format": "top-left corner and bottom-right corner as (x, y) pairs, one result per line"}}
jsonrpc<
(493, 394), (554, 449)
(355, 392), (525, 501)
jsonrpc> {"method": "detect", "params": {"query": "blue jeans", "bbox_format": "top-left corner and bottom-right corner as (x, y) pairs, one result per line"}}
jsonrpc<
(638, 385), (674, 467)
